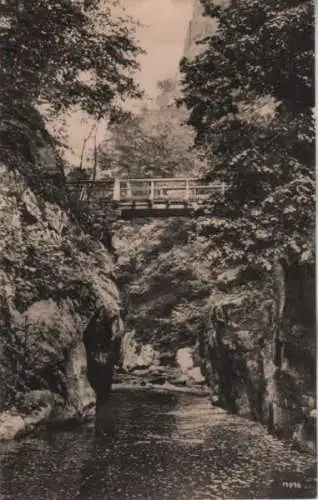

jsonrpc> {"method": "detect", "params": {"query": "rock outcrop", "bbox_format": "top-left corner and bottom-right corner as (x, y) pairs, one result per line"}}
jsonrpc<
(199, 258), (316, 452)
(120, 331), (159, 372)
(0, 102), (123, 439)
(183, 0), (221, 61)
(112, 330), (206, 392)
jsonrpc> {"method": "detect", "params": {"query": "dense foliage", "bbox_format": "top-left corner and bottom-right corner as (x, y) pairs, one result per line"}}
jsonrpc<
(0, 0), (142, 117)
(115, 216), (214, 351)
(179, 0), (315, 270)
(98, 101), (200, 178)
(0, 0), (143, 251)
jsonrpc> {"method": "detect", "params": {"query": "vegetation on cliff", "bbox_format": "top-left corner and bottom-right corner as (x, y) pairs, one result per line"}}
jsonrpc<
(176, 0), (315, 444)
(0, 0), (141, 436)
(179, 0), (315, 269)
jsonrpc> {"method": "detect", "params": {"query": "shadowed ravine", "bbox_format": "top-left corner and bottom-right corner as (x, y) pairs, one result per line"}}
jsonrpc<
(0, 389), (316, 500)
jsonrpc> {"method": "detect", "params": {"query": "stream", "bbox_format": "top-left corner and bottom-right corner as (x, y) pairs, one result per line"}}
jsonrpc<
(0, 389), (316, 499)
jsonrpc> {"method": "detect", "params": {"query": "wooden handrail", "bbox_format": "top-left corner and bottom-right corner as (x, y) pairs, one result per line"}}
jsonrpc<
(117, 177), (205, 182)
(67, 177), (225, 208)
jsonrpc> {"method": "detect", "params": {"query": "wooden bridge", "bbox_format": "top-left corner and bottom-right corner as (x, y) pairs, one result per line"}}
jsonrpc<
(67, 177), (224, 219)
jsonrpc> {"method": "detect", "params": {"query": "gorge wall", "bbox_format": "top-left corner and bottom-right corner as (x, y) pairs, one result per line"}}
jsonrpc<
(0, 102), (123, 439)
(199, 259), (316, 452)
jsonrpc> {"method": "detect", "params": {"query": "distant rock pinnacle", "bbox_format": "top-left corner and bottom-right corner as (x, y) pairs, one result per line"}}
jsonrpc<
(183, 0), (221, 61)
(156, 0), (222, 107)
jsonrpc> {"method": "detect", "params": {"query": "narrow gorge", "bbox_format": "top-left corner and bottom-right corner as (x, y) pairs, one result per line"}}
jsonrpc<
(0, 0), (315, 499)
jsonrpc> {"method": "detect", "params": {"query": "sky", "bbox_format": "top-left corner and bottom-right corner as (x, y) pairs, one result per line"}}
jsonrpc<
(122, 0), (193, 97)
(60, 0), (193, 164)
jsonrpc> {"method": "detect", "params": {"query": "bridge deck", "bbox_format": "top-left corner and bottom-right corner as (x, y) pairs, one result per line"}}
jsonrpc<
(67, 178), (223, 219)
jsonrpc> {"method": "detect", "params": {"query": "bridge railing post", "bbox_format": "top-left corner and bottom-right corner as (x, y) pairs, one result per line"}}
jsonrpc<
(113, 178), (120, 201)
(185, 179), (189, 201)
(150, 180), (154, 201)
(127, 180), (132, 198)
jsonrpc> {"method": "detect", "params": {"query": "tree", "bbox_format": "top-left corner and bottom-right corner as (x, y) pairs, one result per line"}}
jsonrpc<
(115, 215), (214, 351)
(179, 0), (315, 270)
(0, 0), (142, 118)
(97, 102), (202, 179)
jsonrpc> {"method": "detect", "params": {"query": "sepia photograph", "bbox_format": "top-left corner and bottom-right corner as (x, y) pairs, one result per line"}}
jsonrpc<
(0, 0), (316, 499)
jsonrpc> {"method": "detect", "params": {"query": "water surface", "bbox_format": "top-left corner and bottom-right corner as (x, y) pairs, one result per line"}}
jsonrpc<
(0, 389), (316, 499)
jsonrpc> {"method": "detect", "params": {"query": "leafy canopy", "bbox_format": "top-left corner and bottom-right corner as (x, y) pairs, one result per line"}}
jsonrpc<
(179, 0), (315, 269)
(1, 0), (143, 117)
(98, 103), (200, 178)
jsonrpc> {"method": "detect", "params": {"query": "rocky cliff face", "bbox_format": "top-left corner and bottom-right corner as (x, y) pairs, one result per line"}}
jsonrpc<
(183, 0), (219, 61)
(0, 103), (123, 439)
(183, 0), (230, 63)
(156, 0), (222, 106)
(199, 259), (316, 452)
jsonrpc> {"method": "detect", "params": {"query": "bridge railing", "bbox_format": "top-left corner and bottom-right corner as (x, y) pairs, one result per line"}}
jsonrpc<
(66, 178), (224, 212)
(113, 178), (224, 202)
